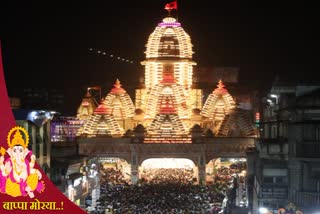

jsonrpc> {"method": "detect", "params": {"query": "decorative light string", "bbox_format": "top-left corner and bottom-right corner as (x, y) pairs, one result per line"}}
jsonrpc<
(88, 48), (135, 64)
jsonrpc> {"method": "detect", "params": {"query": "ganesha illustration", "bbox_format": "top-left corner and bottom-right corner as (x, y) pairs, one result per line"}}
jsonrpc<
(0, 126), (45, 198)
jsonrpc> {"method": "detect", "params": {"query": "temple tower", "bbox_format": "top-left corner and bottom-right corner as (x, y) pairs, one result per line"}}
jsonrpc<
(136, 10), (202, 128)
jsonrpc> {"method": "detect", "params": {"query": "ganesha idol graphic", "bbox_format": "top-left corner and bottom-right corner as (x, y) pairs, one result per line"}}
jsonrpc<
(0, 126), (45, 198)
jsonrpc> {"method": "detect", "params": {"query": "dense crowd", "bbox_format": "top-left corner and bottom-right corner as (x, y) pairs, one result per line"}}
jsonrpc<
(87, 161), (247, 214)
(100, 168), (127, 185)
(140, 168), (194, 184)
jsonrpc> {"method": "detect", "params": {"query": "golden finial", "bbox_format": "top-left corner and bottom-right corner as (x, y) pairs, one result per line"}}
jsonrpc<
(217, 80), (225, 89)
(7, 126), (29, 148)
(110, 78), (126, 94)
(213, 79), (228, 95)
(114, 79), (122, 88)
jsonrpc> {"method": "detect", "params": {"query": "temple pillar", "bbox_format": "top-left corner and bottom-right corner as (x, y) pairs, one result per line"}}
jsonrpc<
(198, 155), (206, 185)
(198, 165), (206, 185)
(130, 154), (139, 185)
(193, 165), (199, 184)
(131, 165), (139, 185)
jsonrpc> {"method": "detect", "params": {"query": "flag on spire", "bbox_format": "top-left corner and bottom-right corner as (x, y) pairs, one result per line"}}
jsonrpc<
(165, 0), (178, 10)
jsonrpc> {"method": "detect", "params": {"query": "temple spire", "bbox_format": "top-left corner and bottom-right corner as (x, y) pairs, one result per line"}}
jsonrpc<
(217, 80), (224, 89)
(110, 78), (126, 95)
(213, 80), (228, 95)
(114, 79), (121, 88)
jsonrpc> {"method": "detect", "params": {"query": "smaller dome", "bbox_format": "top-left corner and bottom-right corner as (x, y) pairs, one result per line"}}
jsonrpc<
(201, 80), (236, 120)
(77, 91), (98, 120)
(103, 79), (136, 119)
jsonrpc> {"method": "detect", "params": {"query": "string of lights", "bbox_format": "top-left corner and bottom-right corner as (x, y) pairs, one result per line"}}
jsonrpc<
(88, 48), (135, 64)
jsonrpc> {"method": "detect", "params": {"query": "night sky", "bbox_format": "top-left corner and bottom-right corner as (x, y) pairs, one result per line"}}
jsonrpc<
(0, 1), (319, 114)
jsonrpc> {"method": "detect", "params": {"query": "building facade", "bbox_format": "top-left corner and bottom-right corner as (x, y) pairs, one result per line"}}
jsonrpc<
(253, 83), (320, 214)
(12, 109), (55, 177)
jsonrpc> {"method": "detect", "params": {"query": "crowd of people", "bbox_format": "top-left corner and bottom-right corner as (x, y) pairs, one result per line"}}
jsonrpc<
(140, 168), (194, 185)
(100, 168), (128, 185)
(86, 160), (247, 214)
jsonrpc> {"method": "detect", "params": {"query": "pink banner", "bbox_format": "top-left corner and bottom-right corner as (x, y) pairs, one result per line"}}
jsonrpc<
(0, 41), (87, 213)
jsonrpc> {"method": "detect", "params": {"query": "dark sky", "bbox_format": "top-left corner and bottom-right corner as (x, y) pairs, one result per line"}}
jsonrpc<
(0, 1), (319, 114)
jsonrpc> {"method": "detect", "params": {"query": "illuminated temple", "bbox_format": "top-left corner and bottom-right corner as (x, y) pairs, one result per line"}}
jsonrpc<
(48, 6), (258, 206)
(75, 15), (256, 140)
(46, 6), (320, 213)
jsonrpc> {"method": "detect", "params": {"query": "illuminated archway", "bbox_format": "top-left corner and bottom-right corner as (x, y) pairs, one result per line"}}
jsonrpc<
(141, 158), (195, 169)
(140, 158), (197, 184)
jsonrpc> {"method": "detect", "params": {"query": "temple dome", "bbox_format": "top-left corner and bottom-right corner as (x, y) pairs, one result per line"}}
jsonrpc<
(77, 100), (124, 137)
(103, 79), (135, 120)
(141, 15), (196, 89)
(145, 16), (194, 59)
(76, 91), (98, 120)
(201, 80), (236, 120)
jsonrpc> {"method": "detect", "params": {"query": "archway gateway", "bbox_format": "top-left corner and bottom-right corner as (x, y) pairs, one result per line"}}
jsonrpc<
(79, 137), (255, 185)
